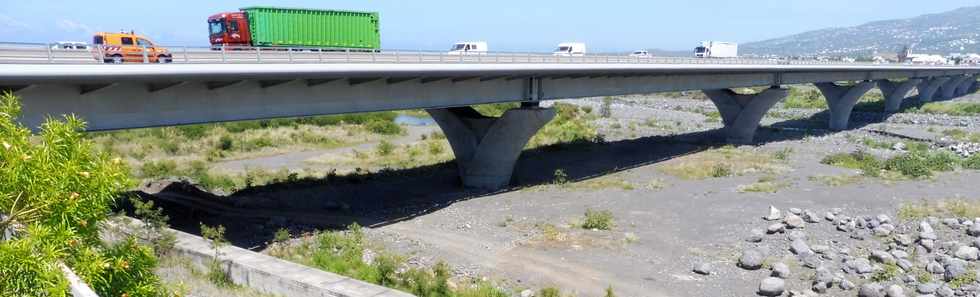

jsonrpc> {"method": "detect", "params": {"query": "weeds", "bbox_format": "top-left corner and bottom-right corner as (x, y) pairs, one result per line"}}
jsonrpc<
(201, 224), (232, 287)
(737, 176), (788, 193)
(660, 147), (787, 180)
(910, 102), (980, 116)
(553, 169), (569, 185)
(898, 200), (980, 221)
(581, 209), (615, 230)
(871, 263), (900, 282)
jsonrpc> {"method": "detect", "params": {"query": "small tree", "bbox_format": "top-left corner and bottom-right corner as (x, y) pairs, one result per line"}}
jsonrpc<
(201, 223), (231, 287)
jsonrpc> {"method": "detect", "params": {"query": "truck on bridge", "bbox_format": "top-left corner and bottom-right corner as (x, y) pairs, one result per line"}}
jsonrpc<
(694, 41), (738, 58)
(208, 7), (381, 51)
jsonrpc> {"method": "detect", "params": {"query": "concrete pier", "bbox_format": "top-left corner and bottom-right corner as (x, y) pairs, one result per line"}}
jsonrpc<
(703, 87), (788, 144)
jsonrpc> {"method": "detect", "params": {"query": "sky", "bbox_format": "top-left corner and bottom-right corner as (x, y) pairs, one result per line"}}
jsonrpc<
(1, 0), (977, 52)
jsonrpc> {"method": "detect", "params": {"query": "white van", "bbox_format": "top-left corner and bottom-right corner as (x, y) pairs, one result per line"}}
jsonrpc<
(448, 41), (488, 55)
(553, 42), (586, 56)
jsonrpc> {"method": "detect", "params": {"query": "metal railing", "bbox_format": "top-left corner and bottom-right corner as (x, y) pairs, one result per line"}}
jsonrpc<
(0, 42), (973, 67)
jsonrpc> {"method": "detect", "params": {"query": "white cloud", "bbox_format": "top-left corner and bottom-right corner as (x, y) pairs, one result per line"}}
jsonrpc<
(0, 13), (30, 33)
(56, 19), (93, 34)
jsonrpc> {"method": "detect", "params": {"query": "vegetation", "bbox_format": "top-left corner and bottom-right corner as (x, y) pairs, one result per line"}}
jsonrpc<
(0, 92), (165, 296)
(949, 271), (978, 289)
(269, 223), (512, 297)
(821, 149), (964, 179)
(581, 209), (615, 230)
(737, 176), (789, 193)
(782, 88), (826, 109)
(871, 263), (900, 282)
(943, 129), (980, 143)
(809, 174), (863, 187)
(528, 103), (602, 148)
(898, 199), (980, 221)
(659, 146), (789, 180)
(201, 224), (232, 287)
(909, 102), (980, 116)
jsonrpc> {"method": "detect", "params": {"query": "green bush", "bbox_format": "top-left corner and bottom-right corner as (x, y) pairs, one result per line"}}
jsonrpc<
(366, 120), (403, 135)
(821, 151), (883, 177)
(581, 209), (615, 230)
(783, 88), (826, 109)
(0, 92), (164, 296)
(376, 140), (395, 156)
(964, 154), (980, 170)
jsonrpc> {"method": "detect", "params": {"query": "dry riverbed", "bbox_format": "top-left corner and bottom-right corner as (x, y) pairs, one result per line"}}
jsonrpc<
(128, 90), (980, 297)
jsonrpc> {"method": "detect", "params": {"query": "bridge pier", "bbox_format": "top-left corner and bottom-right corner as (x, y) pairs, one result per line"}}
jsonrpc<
(917, 77), (951, 102)
(815, 81), (875, 131)
(877, 79), (922, 113)
(956, 75), (977, 97)
(427, 105), (556, 190)
(703, 87), (788, 144)
(940, 76), (970, 100)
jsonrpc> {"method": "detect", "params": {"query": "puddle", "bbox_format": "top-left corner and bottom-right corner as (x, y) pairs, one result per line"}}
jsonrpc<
(395, 114), (436, 126)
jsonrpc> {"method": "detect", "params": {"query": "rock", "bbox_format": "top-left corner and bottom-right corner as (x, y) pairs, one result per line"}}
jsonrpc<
(811, 244), (830, 254)
(875, 224), (896, 236)
(892, 250), (909, 259)
(872, 250), (898, 265)
(944, 260), (968, 281)
(814, 266), (834, 284)
(935, 286), (954, 297)
(955, 246), (979, 261)
(917, 283), (940, 294)
(895, 234), (913, 246)
(785, 214), (806, 229)
(885, 284), (905, 297)
(791, 239), (813, 256)
(847, 258), (874, 274)
(898, 259), (913, 271)
(771, 262), (791, 278)
(972, 238), (980, 248)
(919, 231), (938, 241)
(803, 210), (820, 223)
(693, 263), (713, 275)
(812, 282), (830, 294)
(943, 218), (961, 229)
(520, 290), (534, 297)
(788, 230), (807, 241)
(758, 277), (785, 297)
(878, 214), (892, 224)
(767, 223), (786, 234)
(969, 224), (980, 237)
(748, 228), (765, 242)
(739, 249), (766, 270)
(859, 283), (884, 297)
(926, 262), (945, 274)
(801, 255), (822, 269)
(789, 208), (802, 215)
(825, 212), (836, 222)
(840, 279), (855, 290)
(765, 206), (783, 221)
(857, 217), (868, 229)
(920, 221), (935, 234)
(921, 239), (936, 252)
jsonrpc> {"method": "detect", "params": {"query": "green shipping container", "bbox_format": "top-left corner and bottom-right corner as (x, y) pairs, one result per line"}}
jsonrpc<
(242, 6), (380, 49)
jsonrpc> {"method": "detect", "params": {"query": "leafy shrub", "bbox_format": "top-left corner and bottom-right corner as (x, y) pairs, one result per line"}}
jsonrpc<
(0, 92), (164, 296)
(366, 120), (403, 135)
(217, 134), (234, 151)
(581, 209), (615, 230)
(964, 154), (980, 170)
(377, 140), (395, 156)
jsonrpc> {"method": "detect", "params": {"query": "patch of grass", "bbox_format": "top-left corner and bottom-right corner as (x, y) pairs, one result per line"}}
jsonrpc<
(536, 223), (566, 241)
(809, 174), (863, 186)
(871, 263), (900, 282)
(773, 148), (794, 161)
(270, 224), (512, 297)
(660, 146), (789, 180)
(366, 120), (403, 135)
(737, 176), (789, 193)
(702, 111), (722, 123)
(943, 129), (980, 143)
(910, 102), (980, 116)
(376, 140), (395, 156)
(600, 97), (613, 118)
(529, 103), (601, 148)
(949, 271), (978, 289)
(646, 178), (668, 190)
(566, 175), (635, 191)
(783, 88), (826, 109)
(581, 209), (615, 230)
(964, 154), (980, 170)
(898, 200), (980, 221)
(823, 149), (960, 179)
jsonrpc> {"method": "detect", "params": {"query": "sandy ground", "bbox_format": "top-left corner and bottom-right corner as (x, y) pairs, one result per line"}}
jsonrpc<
(142, 92), (980, 297)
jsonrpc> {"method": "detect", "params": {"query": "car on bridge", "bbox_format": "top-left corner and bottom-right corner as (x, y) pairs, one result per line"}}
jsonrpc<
(51, 41), (89, 51)
(92, 32), (172, 64)
(629, 50), (652, 58)
(553, 42), (586, 57)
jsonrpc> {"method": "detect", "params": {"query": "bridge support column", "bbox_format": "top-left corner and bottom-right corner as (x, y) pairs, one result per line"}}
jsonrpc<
(816, 81), (875, 131)
(956, 75), (977, 97)
(703, 87), (788, 144)
(940, 76), (969, 99)
(877, 79), (922, 113)
(427, 105), (556, 190)
(917, 77), (951, 102)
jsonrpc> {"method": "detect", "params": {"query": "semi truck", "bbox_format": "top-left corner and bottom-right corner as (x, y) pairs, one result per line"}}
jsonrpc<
(694, 41), (738, 58)
(208, 7), (381, 50)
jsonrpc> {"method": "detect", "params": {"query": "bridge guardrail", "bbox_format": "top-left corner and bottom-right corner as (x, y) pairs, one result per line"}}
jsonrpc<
(0, 42), (972, 67)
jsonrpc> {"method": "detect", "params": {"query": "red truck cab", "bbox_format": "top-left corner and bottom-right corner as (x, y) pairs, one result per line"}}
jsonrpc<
(208, 12), (252, 48)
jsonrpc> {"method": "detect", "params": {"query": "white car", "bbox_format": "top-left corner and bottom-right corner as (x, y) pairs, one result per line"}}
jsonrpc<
(553, 42), (586, 57)
(51, 41), (89, 50)
(629, 50), (651, 58)
(448, 41), (488, 55)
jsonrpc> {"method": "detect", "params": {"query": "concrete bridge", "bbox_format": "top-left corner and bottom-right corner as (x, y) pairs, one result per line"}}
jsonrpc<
(1, 62), (978, 189)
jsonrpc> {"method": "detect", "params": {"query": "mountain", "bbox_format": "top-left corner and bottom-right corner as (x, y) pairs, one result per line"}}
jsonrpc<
(742, 6), (980, 57)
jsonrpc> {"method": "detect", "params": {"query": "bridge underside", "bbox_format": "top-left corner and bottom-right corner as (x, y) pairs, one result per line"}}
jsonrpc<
(3, 64), (979, 189)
